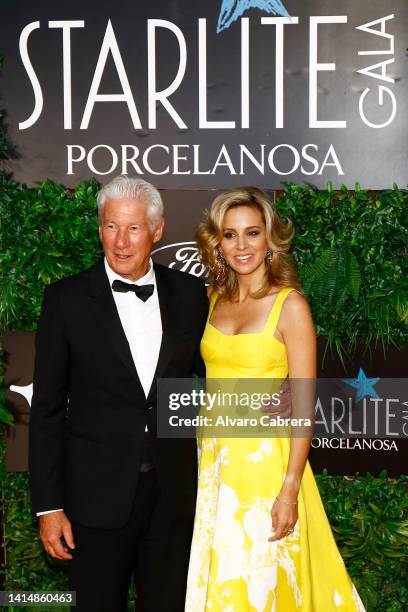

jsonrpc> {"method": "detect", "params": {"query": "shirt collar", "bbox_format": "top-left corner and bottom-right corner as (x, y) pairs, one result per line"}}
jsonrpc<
(104, 257), (156, 288)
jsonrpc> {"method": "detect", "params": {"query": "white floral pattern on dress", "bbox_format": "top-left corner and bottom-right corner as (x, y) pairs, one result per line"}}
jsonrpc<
(247, 440), (273, 463)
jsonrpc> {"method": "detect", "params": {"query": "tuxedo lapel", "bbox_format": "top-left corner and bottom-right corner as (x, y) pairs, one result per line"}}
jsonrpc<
(88, 260), (143, 389)
(146, 263), (178, 403)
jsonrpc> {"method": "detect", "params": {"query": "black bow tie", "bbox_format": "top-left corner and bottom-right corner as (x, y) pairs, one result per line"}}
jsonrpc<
(112, 279), (154, 302)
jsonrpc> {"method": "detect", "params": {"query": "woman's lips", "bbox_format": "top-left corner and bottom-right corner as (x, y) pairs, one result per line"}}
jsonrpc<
(234, 254), (253, 262)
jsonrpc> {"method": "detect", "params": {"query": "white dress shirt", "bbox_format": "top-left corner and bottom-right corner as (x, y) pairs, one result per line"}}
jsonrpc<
(104, 257), (162, 397)
(37, 258), (162, 516)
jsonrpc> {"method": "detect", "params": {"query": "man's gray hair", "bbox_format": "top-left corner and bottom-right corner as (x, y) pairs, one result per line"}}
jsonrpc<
(97, 176), (164, 229)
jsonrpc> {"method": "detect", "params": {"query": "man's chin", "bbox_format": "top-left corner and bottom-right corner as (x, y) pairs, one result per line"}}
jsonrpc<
(110, 258), (135, 275)
(108, 257), (147, 281)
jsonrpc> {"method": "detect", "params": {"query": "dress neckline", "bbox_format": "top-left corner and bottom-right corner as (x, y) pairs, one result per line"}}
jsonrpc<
(207, 287), (292, 338)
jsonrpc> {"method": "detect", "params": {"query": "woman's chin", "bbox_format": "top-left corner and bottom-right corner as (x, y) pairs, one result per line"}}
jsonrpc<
(229, 261), (264, 276)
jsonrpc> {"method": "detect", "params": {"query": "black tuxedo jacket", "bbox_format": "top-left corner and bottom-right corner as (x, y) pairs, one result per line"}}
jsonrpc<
(29, 260), (208, 529)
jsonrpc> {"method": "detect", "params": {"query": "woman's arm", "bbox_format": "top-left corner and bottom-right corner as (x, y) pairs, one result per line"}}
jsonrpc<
(269, 291), (316, 541)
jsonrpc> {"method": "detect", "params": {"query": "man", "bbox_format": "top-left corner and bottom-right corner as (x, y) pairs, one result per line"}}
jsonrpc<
(29, 176), (209, 611)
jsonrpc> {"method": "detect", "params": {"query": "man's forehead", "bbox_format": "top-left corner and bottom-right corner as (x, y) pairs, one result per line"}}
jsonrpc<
(103, 197), (147, 216)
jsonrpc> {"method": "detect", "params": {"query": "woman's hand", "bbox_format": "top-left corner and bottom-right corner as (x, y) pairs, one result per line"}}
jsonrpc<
(268, 495), (298, 542)
(260, 378), (292, 419)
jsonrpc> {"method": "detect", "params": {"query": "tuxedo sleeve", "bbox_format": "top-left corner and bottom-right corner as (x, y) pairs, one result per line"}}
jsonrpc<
(29, 284), (69, 514)
(192, 282), (209, 378)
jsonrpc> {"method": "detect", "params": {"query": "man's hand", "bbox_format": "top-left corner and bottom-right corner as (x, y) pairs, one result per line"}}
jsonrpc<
(39, 511), (75, 560)
(261, 378), (292, 418)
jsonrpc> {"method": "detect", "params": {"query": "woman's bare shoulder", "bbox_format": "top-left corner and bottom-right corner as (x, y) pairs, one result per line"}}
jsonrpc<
(286, 288), (308, 304)
(282, 289), (310, 315)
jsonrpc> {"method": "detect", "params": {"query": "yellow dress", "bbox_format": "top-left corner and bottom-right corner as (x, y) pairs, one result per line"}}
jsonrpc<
(185, 288), (366, 612)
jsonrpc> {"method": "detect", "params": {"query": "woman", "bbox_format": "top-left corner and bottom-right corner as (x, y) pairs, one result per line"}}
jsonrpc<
(185, 187), (365, 611)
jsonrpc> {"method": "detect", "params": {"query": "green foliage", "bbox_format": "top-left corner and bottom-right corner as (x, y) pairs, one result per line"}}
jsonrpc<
(0, 174), (102, 332)
(276, 182), (408, 363)
(302, 246), (361, 304)
(2, 474), (67, 591)
(301, 245), (363, 366)
(317, 470), (408, 612)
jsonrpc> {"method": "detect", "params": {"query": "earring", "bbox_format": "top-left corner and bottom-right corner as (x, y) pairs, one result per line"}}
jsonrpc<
(215, 250), (227, 285)
(265, 249), (273, 264)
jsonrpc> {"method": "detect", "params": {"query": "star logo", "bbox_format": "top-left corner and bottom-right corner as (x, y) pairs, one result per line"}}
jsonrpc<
(217, 0), (290, 33)
(342, 368), (381, 403)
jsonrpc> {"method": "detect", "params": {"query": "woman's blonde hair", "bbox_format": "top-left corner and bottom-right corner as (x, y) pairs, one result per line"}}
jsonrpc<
(196, 187), (301, 299)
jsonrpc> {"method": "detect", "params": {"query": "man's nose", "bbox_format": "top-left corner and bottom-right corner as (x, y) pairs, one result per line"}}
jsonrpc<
(115, 229), (129, 249)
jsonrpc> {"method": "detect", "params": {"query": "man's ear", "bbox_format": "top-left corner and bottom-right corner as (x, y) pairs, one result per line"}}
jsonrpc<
(153, 219), (165, 243)
(98, 224), (102, 241)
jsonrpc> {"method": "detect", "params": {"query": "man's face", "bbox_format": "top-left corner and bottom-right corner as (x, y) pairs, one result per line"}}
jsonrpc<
(99, 198), (164, 281)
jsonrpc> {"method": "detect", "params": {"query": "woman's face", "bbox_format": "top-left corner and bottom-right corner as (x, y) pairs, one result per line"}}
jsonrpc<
(219, 205), (269, 277)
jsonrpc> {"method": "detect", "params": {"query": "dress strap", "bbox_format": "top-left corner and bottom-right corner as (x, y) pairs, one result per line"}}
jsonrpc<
(265, 287), (297, 335)
(208, 290), (219, 319)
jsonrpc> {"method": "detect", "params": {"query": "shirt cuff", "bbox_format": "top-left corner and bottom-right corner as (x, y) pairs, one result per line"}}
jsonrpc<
(36, 509), (64, 516)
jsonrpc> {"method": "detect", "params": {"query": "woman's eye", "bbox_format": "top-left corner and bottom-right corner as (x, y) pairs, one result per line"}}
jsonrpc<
(223, 232), (235, 239)
(249, 231), (260, 236)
